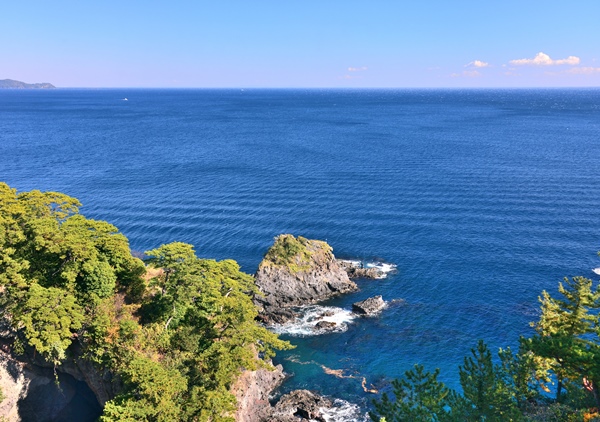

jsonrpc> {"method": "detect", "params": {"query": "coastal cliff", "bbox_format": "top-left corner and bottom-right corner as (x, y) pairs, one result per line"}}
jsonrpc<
(231, 362), (285, 422)
(254, 235), (357, 323)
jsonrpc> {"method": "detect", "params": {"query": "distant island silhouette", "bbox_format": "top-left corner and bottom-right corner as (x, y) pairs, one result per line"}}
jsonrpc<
(0, 79), (55, 89)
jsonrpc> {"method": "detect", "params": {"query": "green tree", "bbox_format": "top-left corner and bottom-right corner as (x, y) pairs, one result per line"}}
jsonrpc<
(101, 357), (187, 422)
(459, 340), (521, 421)
(14, 284), (84, 366)
(105, 243), (292, 421)
(370, 364), (453, 421)
(0, 182), (145, 367)
(498, 340), (548, 411)
(527, 276), (600, 405)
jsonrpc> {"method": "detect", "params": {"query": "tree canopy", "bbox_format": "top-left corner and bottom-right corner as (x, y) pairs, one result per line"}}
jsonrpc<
(0, 183), (291, 421)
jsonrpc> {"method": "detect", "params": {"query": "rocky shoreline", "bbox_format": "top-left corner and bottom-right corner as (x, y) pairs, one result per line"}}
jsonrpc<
(0, 234), (391, 421)
(246, 235), (394, 420)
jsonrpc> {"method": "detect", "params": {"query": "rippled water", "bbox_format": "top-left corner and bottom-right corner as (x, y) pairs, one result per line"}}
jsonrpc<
(2, 88), (600, 416)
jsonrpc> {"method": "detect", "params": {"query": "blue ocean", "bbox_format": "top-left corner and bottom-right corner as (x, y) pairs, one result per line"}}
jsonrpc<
(2, 88), (600, 418)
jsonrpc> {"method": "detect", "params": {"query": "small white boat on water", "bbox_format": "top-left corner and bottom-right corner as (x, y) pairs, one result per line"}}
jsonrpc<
(593, 268), (600, 276)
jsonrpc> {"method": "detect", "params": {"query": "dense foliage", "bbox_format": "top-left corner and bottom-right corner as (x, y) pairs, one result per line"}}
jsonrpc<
(371, 272), (600, 421)
(0, 183), (290, 421)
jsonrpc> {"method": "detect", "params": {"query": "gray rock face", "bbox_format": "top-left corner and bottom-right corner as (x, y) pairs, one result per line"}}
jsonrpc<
(352, 295), (386, 316)
(232, 363), (285, 422)
(254, 235), (357, 322)
(338, 260), (382, 279)
(269, 390), (333, 422)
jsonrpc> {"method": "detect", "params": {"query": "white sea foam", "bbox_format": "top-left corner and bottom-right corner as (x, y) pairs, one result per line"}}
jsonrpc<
(338, 259), (397, 279)
(318, 399), (369, 422)
(593, 267), (600, 276)
(271, 305), (356, 336)
(365, 261), (397, 278)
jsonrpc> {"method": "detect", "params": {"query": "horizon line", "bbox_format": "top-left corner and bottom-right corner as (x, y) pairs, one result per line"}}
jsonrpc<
(8, 85), (600, 90)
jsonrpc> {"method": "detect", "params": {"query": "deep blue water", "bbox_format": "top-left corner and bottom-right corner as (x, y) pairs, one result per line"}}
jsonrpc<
(2, 88), (600, 414)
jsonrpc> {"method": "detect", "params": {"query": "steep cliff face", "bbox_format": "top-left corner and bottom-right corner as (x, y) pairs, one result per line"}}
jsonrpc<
(0, 349), (103, 422)
(254, 235), (357, 313)
(231, 363), (285, 422)
(0, 350), (31, 422)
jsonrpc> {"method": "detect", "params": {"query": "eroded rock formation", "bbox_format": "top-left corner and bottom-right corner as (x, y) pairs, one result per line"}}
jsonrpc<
(352, 295), (386, 316)
(254, 235), (357, 323)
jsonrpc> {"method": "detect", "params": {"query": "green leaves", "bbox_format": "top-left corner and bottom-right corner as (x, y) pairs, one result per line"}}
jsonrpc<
(16, 284), (84, 364)
(371, 364), (452, 421)
(459, 340), (521, 421)
(528, 276), (600, 405)
(108, 242), (292, 420)
(0, 184), (293, 420)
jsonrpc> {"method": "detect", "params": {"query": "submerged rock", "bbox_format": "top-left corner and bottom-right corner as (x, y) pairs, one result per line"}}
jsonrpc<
(314, 321), (337, 330)
(254, 235), (357, 323)
(352, 295), (386, 316)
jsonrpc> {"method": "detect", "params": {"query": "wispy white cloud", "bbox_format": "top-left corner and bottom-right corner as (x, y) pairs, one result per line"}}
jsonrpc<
(566, 66), (600, 75)
(348, 66), (368, 72)
(451, 70), (481, 78)
(338, 74), (363, 80)
(465, 60), (490, 68)
(509, 52), (580, 66)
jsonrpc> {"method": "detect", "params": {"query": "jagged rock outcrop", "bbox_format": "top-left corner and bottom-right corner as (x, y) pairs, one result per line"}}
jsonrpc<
(352, 295), (386, 316)
(268, 390), (333, 422)
(232, 363), (285, 422)
(254, 235), (357, 323)
(338, 260), (382, 279)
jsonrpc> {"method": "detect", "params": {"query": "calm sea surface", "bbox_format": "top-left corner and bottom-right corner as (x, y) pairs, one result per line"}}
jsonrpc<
(2, 88), (600, 414)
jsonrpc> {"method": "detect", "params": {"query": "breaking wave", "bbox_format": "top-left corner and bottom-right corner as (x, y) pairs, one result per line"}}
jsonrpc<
(319, 398), (369, 422)
(270, 305), (357, 336)
(338, 259), (397, 279)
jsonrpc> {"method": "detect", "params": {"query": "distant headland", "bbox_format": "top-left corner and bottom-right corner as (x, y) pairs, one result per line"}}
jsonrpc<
(0, 79), (55, 89)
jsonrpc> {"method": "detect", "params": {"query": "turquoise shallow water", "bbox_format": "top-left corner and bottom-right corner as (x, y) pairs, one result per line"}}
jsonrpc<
(2, 88), (600, 415)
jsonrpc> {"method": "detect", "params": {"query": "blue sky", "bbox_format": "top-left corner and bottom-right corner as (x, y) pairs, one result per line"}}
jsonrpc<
(2, 1), (600, 87)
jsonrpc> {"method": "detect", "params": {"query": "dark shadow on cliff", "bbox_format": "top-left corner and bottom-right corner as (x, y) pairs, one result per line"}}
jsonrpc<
(0, 352), (23, 382)
(18, 371), (102, 422)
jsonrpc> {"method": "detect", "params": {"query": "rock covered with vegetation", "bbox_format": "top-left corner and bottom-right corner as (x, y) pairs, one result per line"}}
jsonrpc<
(254, 235), (357, 322)
(0, 183), (291, 421)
